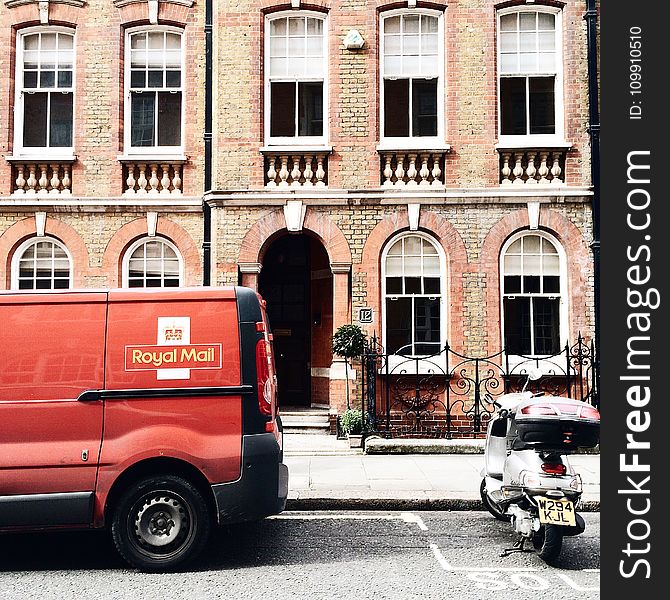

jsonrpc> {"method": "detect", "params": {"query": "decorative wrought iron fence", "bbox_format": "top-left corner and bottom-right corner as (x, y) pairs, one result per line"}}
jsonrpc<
(359, 333), (598, 439)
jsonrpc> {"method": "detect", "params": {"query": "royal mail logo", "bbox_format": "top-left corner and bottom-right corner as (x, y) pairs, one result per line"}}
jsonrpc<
(125, 316), (222, 380)
(163, 327), (184, 341)
(125, 344), (222, 371)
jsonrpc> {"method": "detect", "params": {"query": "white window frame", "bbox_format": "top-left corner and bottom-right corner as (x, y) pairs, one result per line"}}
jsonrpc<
(122, 236), (184, 288)
(11, 236), (73, 290)
(13, 27), (76, 159)
(496, 6), (565, 148)
(381, 231), (447, 372)
(123, 26), (185, 157)
(264, 11), (329, 147)
(500, 230), (568, 361)
(379, 9), (445, 150)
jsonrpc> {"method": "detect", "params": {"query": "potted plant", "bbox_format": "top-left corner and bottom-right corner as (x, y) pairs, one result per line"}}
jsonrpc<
(339, 408), (364, 448)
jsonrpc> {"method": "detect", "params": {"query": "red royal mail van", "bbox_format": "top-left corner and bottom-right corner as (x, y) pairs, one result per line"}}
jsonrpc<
(0, 286), (288, 571)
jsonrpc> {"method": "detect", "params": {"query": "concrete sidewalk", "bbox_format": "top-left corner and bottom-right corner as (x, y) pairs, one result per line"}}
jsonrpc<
(283, 433), (600, 512)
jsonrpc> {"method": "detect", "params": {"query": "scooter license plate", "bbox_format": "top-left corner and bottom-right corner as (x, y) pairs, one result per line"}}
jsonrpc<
(537, 497), (576, 527)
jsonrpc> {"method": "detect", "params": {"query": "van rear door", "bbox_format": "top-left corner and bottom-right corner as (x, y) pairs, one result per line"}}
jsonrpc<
(0, 292), (106, 527)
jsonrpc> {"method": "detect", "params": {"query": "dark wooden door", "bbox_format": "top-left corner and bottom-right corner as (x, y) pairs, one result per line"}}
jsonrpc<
(259, 235), (311, 407)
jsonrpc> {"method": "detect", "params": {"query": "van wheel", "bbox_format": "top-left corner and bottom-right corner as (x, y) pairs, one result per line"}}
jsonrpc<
(111, 475), (211, 572)
(532, 524), (563, 563)
(479, 478), (511, 522)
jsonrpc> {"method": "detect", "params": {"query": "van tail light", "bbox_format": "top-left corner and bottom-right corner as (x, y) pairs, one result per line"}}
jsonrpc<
(541, 463), (567, 476)
(255, 337), (275, 417)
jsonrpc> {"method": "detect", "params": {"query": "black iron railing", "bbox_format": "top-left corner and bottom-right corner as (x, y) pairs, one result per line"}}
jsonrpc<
(359, 333), (598, 439)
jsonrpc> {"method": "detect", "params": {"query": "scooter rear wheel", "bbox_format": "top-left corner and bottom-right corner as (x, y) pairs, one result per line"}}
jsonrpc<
(479, 478), (511, 522)
(532, 524), (563, 563)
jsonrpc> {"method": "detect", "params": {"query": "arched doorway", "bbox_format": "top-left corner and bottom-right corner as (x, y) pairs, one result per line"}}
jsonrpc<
(258, 233), (332, 409)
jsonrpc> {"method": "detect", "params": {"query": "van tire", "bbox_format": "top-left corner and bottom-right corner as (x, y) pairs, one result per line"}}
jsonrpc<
(111, 475), (211, 572)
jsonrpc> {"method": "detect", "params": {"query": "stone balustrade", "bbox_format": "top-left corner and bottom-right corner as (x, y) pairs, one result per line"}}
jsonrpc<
(123, 162), (183, 195)
(379, 151), (446, 187)
(11, 162), (72, 195)
(264, 153), (328, 187)
(498, 149), (567, 185)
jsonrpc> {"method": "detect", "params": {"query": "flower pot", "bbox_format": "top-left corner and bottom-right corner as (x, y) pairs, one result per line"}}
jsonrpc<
(348, 434), (363, 448)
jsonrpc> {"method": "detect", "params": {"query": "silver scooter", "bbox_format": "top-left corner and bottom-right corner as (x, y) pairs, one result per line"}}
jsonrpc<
(480, 369), (600, 563)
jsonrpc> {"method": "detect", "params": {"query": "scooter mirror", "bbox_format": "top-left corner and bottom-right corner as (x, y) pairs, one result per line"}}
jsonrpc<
(526, 366), (543, 381)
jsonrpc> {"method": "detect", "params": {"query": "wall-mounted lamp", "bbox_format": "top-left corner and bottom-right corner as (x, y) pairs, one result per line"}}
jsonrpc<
(343, 30), (365, 50)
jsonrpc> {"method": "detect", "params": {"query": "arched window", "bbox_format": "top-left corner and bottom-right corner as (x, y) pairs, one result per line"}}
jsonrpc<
(123, 238), (183, 287)
(11, 237), (72, 289)
(382, 233), (446, 356)
(265, 12), (327, 144)
(501, 232), (566, 355)
(15, 28), (75, 155)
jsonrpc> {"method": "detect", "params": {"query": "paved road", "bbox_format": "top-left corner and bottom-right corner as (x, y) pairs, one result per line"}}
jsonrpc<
(0, 511), (599, 600)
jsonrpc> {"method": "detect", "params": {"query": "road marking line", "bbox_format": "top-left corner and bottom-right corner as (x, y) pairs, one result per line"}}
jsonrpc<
(270, 512), (429, 532)
(430, 543), (454, 571)
(400, 512), (428, 531)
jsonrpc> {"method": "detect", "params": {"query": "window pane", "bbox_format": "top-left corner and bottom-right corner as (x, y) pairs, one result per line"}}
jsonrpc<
(519, 13), (536, 31)
(166, 33), (181, 50)
(519, 32), (536, 53)
(519, 52), (537, 72)
(404, 277), (421, 294)
(384, 16), (400, 34)
(538, 31), (555, 52)
(386, 277), (402, 294)
(523, 235), (541, 253)
(422, 16), (439, 34)
(131, 70), (146, 88)
(131, 92), (155, 146)
(386, 297), (412, 355)
(404, 34), (420, 54)
(404, 236), (421, 255)
(306, 18), (323, 36)
(385, 34), (401, 55)
(538, 13), (555, 30)
(523, 275), (541, 293)
(50, 92), (73, 147)
(131, 50), (146, 69)
(42, 33), (57, 50)
(508, 239), (522, 253)
(404, 15), (420, 34)
(404, 255), (421, 275)
(504, 275), (521, 294)
(23, 93), (48, 147)
(306, 36), (323, 57)
(298, 82), (323, 136)
(131, 33), (147, 49)
(387, 239), (402, 255)
(58, 71), (73, 88)
(529, 77), (555, 134)
(500, 13), (517, 32)
(384, 55), (402, 76)
(500, 32), (518, 53)
(504, 297), (531, 355)
(500, 53), (518, 74)
(24, 71), (38, 88)
(533, 297), (560, 355)
(504, 254), (521, 275)
(424, 277), (440, 294)
(40, 71), (55, 88)
(270, 18), (287, 36)
(157, 92), (181, 146)
(543, 253), (560, 276)
(288, 17), (305, 36)
(423, 256), (440, 276)
(500, 77), (527, 135)
(542, 238), (558, 253)
(412, 78), (437, 136)
(523, 253), (541, 273)
(24, 34), (39, 51)
(270, 82), (296, 137)
(414, 297), (440, 355)
(422, 239), (438, 254)
(543, 275), (560, 293)
(148, 31), (164, 49)
(386, 256), (402, 277)
(384, 79), (409, 137)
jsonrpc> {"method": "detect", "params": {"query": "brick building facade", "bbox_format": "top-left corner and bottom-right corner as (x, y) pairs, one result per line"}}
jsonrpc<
(0, 0), (596, 426)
